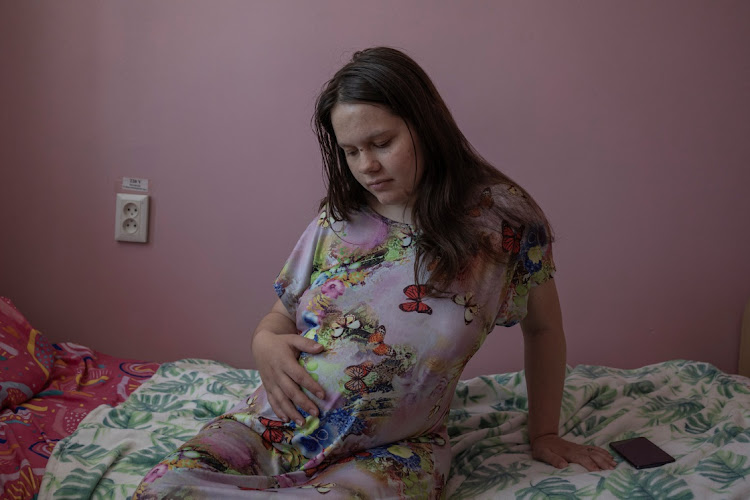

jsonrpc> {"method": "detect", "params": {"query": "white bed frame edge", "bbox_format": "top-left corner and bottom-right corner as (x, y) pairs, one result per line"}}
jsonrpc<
(739, 298), (750, 378)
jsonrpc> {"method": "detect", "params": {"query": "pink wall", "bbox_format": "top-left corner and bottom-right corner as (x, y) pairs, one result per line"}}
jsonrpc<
(1, 1), (749, 378)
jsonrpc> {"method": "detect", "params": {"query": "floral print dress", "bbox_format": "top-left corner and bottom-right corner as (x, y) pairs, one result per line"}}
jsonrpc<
(133, 184), (554, 499)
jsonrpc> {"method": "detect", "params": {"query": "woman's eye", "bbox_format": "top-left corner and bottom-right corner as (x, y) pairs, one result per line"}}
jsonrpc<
(374, 140), (391, 149)
(345, 150), (358, 157)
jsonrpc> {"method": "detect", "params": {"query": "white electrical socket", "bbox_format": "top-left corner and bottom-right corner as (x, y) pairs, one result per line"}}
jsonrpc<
(115, 193), (149, 243)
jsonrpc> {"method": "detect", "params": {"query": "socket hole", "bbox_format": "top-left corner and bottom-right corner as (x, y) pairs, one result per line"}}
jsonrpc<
(123, 218), (138, 234)
(123, 202), (139, 218)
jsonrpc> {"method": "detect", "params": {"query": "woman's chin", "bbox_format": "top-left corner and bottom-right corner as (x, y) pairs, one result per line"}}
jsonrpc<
(369, 196), (411, 214)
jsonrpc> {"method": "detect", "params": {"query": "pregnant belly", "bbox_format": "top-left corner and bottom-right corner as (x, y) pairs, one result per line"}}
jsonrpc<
(296, 343), (447, 446)
(236, 347), (451, 471)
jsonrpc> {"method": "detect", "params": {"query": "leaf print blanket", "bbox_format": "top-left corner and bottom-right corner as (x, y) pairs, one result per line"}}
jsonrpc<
(39, 359), (750, 499)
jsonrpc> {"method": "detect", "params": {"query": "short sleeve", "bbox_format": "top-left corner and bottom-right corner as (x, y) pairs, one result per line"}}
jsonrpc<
(273, 212), (329, 319)
(495, 222), (556, 327)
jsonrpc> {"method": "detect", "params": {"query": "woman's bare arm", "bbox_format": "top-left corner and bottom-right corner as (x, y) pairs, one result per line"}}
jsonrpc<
(521, 279), (615, 471)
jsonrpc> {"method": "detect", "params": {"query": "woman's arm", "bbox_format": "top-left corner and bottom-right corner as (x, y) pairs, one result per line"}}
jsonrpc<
(521, 278), (566, 445)
(521, 279), (616, 471)
(252, 299), (326, 425)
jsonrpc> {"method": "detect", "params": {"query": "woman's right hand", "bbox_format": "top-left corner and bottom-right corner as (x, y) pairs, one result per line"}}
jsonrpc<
(252, 301), (325, 426)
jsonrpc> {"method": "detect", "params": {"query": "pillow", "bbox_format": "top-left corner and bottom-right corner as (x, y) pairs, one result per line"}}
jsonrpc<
(0, 297), (55, 409)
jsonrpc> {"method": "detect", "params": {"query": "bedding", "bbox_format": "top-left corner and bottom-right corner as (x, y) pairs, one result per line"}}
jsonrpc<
(0, 298), (159, 500)
(39, 358), (750, 499)
(0, 297), (55, 410)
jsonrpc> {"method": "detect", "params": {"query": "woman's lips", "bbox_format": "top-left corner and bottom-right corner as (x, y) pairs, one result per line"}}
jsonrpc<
(367, 179), (392, 191)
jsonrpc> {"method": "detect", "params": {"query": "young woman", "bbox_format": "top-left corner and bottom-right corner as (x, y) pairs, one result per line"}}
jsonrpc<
(134, 47), (615, 499)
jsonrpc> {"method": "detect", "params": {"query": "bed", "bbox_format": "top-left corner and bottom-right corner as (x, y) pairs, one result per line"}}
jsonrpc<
(0, 298), (159, 500)
(4, 295), (749, 499)
(38, 356), (750, 499)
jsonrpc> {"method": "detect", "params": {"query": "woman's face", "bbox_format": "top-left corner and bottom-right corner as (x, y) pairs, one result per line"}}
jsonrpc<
(330, 102), (423, 224)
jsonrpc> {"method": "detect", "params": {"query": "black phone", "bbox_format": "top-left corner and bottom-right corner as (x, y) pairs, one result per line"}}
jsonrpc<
(609, 437), (675, 469)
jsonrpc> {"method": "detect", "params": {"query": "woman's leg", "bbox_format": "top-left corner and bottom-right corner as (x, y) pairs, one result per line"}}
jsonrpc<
(133, 418), (281, 499)
(134, 420), (449, 499)
(274, 433), (451, 500)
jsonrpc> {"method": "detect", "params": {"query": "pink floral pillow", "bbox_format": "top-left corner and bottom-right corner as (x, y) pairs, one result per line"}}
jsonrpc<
(0, 297), (55, 409)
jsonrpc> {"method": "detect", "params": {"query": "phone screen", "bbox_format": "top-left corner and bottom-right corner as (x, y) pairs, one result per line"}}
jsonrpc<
(610, 437), (675, 469)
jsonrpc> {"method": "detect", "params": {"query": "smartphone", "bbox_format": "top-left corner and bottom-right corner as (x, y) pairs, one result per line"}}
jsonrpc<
(609, 437), (675, 469)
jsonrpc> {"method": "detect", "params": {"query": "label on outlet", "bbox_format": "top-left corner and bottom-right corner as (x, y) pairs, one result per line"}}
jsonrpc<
(122, 177), (149, 192)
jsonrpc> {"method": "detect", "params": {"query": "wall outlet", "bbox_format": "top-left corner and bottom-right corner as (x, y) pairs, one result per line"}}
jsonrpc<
(115, 193), (149, 243)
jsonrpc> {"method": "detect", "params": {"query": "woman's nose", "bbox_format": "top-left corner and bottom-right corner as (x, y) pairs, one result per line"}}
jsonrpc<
(357, 150), (381, 173)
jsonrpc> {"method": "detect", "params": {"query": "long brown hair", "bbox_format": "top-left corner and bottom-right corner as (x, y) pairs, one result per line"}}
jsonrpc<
(313, 47), (551, 291)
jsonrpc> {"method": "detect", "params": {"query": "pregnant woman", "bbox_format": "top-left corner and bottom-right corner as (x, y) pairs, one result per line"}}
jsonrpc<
(134, 46), (614, 500)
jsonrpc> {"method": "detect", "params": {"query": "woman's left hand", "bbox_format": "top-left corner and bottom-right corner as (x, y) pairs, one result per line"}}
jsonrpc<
(531, 434), (617, 471)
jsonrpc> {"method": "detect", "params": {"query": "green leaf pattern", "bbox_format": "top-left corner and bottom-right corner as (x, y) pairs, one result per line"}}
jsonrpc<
(696, 450), (750, 490)
(602, 468), (694, 499)
(39, 359), (750, 499)
(516, 477), (578, 499)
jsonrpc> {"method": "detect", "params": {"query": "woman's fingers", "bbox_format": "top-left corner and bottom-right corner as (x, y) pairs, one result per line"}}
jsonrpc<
(253, 330), (327, 425)
(287, 336), (326, 399)
(291, 335), (325, 355)
(286, 359), (326, 400)
(261, 370), (290, 422)
(266, 390), (289, 423)
(591, 453), (616, 470)
(266, 373), (307, 424)
(279, 371), (319, 415)
(577, 455), (603, 472)
(532, 436), (617, 471)
(590, 447), (617, 469)
(269, 355), (324, 425)
(272, 392), (304, 425)
(573, 446), (616, 471)
(533, 448), (569, 469)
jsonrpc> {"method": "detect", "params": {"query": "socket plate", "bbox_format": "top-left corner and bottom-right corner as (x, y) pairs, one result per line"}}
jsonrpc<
(115, 193), (149, 243)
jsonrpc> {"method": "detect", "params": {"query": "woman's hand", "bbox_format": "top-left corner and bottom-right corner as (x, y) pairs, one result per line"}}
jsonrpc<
(252, 301), (325, 426)
(531, 434), (616, 471)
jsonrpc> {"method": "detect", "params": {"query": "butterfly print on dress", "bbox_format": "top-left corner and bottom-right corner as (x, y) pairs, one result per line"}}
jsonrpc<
(258, 416), (291, 447)
(398, 285), (432, 315)
(344, 361), (374, 395)
(452, 292), (479, 325)
(501, 221), (523, 255)
(331, 314), (361, 338)
(367, 325), (395, 356)
(468, 187), (494, 217)
(397, 227), (413, 247)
